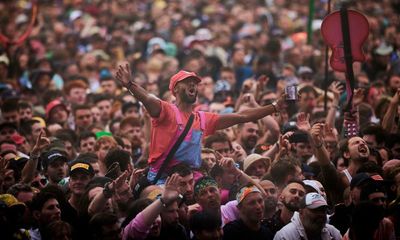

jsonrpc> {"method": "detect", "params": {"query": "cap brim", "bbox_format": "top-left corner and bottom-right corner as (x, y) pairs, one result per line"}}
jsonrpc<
(307, 201), (328, 209)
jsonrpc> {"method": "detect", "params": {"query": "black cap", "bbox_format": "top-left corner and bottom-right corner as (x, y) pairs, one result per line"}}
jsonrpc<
(350, 172), (372, 189)
(69, 160), (95, 176)
(41, 150), (68, 170)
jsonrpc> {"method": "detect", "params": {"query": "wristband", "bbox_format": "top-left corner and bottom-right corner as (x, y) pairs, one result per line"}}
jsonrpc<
(271, 101), (279, 112)
(159, 197), (169, 208)
(159, 194), (183, 208)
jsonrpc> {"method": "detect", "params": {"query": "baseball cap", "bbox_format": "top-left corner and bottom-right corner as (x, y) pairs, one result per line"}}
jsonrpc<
(0, 194), (26, 213)
(169, 70), (201, 95)
(41, 150), (68, 170)
(375, 42), (393, 56)
(0, 54), (9, 66)
(69, 160), (95, 176)
(45, 99), (68, 119)
(298, 66), (313, 75)
(301, 192), (328, 209)
(243, 154), (270, 173)
(350, 172), (371, 189)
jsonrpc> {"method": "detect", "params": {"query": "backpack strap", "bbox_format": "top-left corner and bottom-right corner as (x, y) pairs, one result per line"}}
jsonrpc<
(152, 113), (194, 184)
(172, 104), (183, 126)
(198, 111), (205, 131)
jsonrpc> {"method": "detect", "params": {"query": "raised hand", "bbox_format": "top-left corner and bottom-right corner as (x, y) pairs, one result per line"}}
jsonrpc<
(162, 173), (181, 203)
(329, 81), (344, 100)
(279, 131), (293, 151)
(241, 93), (259, 107)
(115, 62), (133, 88)
(31, 130), (50, 158)
(216, 151), (239, 175)
(352, 88), (365, 107)
(310, 123), (325, 146)
(129, 168), (146, 190)
(296, 112), (311, 132)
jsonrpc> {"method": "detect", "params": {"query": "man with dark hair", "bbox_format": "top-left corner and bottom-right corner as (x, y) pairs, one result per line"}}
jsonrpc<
(289, 130), (313, 164)
(204, 131), (233, 158)
(223, 185), (273, 240)
(104, 148), (132, 173)
(73, 104), (94, 133)
(1, 99), (20, 127)
(119, 116), (144, 162)
(0, 121), (18, 142)
(18, 101), (33, 122)
(100, 75), (120, 96)
(54, 130), (78, 160)
(362, 124), (387, 148)
(297, 85), (318, 114)
(41, 150), (68, 185)
(121, 101), (141, 118)
(7, 183), (34, 203)
(190, 211), (223, 240)
(264, 180), (306, 235)
(270, 160), (304, 190)
(201, 148), (217, 174)
(19, 119), (44, 147)
(78, 131), (96, 154)
(236, 121), (260, 155)
(93, 94), (114, 128)
(89, 212), (121, 240)
(30, 192), (62, 240)
(310, 123), (371, 204)
(169, 163), (195, 204)
(115, 64), (286, 184)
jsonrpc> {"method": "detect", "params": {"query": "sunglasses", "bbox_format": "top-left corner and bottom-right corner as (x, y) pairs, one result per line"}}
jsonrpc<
(31, 178), (47, 188)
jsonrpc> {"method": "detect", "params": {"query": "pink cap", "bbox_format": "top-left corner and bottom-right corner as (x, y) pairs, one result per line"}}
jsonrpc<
(169, 70), (201, 95)
(45, 99), (67, 119)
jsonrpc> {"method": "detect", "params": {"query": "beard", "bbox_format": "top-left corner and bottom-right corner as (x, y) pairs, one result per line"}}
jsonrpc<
(131, 135), (142, 148)
(302, 214), (327, 234)
(264, 197), (278, 211)
(179, 89), (197, 104)
(244, 136), (258, 149)
(282, 199), (301, 212)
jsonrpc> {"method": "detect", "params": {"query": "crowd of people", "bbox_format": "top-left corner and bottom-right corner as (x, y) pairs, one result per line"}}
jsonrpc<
(0, 0), (400, 239)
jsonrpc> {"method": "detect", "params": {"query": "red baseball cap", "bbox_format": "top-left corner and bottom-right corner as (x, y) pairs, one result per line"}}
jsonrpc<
(169, 70), (201, 95)
(45, 99), (68, 119)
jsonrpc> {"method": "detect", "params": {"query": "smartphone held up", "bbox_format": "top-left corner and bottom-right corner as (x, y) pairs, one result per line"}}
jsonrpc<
(285, 85), (298, 101)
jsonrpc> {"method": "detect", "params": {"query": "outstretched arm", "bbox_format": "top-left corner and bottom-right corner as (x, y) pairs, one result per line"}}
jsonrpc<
(115, 63), (161, 118)
(216, 94), (286, 130)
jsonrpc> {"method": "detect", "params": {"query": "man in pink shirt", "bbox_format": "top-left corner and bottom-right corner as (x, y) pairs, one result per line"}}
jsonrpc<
(115, 63), (286, 183)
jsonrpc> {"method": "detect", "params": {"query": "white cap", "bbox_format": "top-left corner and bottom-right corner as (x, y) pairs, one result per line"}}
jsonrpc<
(303, 192), (328, 209)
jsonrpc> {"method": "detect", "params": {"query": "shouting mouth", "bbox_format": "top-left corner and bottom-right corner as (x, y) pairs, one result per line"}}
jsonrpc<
(358, 145), (368, 155)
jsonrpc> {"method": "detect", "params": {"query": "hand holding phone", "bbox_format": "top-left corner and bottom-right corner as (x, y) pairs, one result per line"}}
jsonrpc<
(285, 85), (298, 101)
